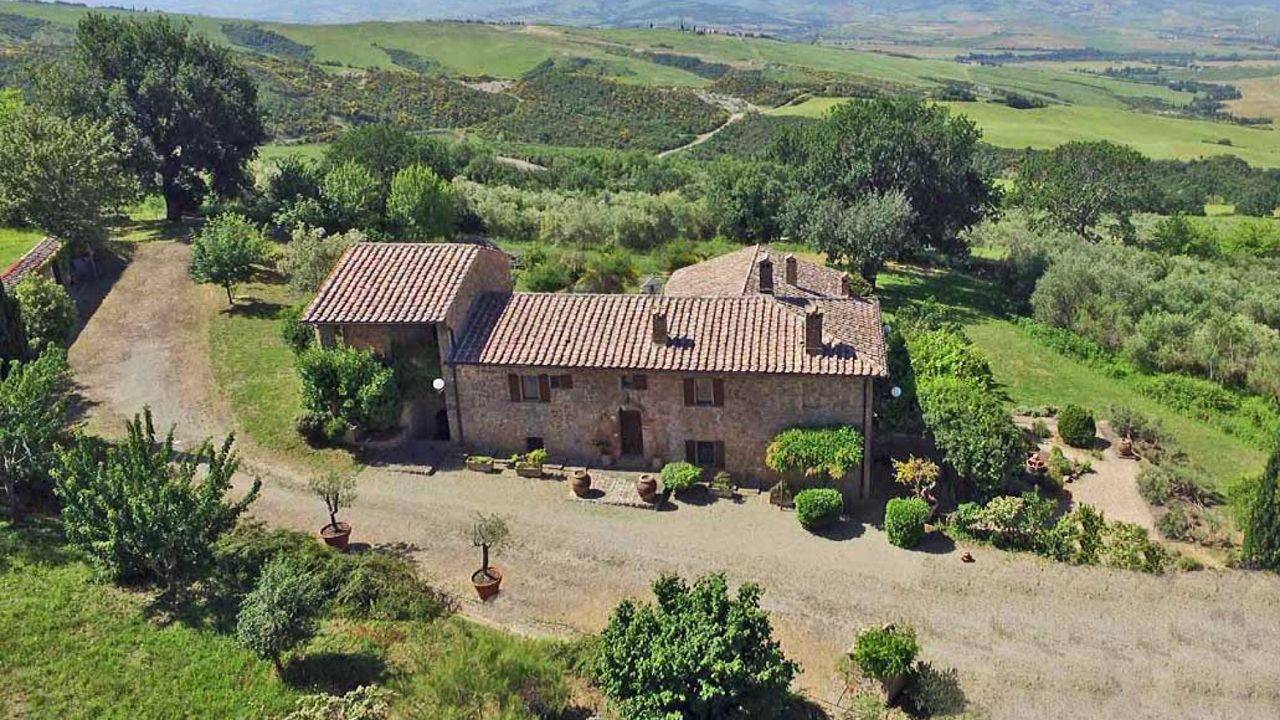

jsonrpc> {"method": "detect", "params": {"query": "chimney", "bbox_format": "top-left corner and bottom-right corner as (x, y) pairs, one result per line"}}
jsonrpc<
(841, 275), (852, 297)
(784, 254), (798, 286)
(651, 309), (668, 344)
(805, 306), (824, 355)
(757, 257), (774, 294)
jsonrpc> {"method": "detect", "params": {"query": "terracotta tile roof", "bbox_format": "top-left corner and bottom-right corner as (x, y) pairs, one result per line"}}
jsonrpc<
(302, 242), (501, 324)
(1, 237), (62, 291)
(450, 292), (887, 377)
(665, 245), (847, 298)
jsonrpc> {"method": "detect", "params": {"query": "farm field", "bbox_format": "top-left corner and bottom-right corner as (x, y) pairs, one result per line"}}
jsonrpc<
(0, 226), (44, 270)
(771, 97), (1280, 166)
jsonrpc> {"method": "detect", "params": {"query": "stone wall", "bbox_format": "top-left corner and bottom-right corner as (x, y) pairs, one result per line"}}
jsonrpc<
(453, 365), (873, 497)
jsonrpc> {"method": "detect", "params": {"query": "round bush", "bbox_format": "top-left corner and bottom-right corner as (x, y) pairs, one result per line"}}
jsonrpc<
(794, 488), (843, 530)
(1057, 404), (1097, 448)
(660, 462), (702, 492)
(884, 497), (931, 549)
(852, 624), (919, 681)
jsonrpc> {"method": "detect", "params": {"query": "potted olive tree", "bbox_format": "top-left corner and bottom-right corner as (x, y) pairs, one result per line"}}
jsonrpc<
(469, 513), (510, 601)
(309, 472), (357, 550)
(515, 448), (548, 478)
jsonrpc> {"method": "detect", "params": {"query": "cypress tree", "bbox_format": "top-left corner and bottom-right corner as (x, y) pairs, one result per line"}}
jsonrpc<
(1243, 446), (1280, 572)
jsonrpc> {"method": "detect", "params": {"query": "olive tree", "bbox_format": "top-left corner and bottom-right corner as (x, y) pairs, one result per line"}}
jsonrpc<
(0, 349), (71, 512)
(387, 164), (456, 240)
(236, 556), (323, 675)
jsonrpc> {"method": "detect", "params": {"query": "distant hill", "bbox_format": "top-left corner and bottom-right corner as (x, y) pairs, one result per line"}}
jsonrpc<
(44, 0), (1280, 47)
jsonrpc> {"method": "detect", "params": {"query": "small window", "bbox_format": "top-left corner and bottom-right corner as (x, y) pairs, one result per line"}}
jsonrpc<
(520, 375), (542, 401)
(694, 378), (715, 406)
(620, 374), (648, 391)
(695, 441), (717, 466)
(525, 437), (544, 451)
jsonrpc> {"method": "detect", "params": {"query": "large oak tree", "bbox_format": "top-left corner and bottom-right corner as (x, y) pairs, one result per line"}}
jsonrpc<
(40, 14), (264, 222)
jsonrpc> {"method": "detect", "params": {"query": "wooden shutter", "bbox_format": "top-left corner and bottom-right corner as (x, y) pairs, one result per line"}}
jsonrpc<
(682, 378), (696, 406)
(538, 374), (552, 402)
(685, 440), (697, 464)
(508, 374), (521, 402)
(713, 441), (725, 469)
(712, 379), (725, 407)
(633, 374), (647, 390)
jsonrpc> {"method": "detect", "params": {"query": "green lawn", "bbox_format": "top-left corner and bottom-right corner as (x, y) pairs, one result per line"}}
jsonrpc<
(0, 522), (300, 719)
(876, 264), (1267, 482)
(207, 277), (359, 475)
(0, 226), (45, 271)
(771, 98), (1280, 166)
(0, 520), (588, 718)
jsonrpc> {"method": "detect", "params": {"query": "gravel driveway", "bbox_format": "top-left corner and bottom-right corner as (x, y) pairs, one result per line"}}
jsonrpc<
(70, 242), (1280, 720)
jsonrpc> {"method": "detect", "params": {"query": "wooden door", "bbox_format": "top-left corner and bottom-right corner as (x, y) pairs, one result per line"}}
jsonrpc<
(619, 410), (644, 456)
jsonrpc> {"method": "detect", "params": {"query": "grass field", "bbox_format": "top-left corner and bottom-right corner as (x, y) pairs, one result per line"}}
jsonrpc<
(771, 97), (1280, 166)
(0, 519), (588, 719)
(207, 275), (360, 475)
(0, 521), (300, 719)
(0, 226), (44, 271)
(876, 263), (1267, 482)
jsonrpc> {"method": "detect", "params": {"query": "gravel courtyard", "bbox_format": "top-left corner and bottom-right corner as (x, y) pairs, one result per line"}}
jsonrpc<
(70, 242), (1280, 720)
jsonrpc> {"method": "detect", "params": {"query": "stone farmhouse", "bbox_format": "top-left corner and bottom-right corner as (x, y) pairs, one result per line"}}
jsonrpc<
(303, 242), (888, 498)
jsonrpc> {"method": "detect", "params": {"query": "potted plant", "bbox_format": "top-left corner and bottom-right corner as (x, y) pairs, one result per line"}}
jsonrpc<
(466, 455), (495, 473)
(516, 448), (548, 478)
(1118, 434), (1134, 458)
(851, 624), (920, 703)
(469, 513), (510, 601)
(309, 472), (357, 551)
(636, 473), (659, 503)
(570, 468), (592, 497)
(1025, 451), (1047, 476)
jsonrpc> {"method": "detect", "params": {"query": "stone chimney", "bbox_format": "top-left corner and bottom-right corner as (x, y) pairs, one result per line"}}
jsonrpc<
(841, 275), (852, 297)
(784, 254), (798, 286)
(757, 256), (774, 294)
(651, 309), (668, 344)
(805, 306), (824, 355)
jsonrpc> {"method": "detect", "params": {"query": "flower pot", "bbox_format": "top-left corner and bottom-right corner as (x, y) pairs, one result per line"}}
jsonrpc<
(571, 470), (591, 497)
(1118, 436), (1134, 458)
(466, 457), (494, 473)
(472, 566), (503, 601)
(320, 522), (351, 551)
(516, 463), (543, 479)
(636, 474), (658, 503)
(1025, 452), (1047, 475)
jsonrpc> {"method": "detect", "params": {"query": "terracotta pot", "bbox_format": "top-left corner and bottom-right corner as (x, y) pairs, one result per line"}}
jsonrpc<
(571, 470), (591, 497)
(1025, 452), (1047, 475)
(472, 566), (503, 601)
(1118, 436), (1134, 458)
(320, 522), (351, 551)
(636, 474), (659, 503)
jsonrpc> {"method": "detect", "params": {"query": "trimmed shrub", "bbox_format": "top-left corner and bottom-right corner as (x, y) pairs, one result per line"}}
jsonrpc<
(660, 461), (702, 492)
(915, 375), (1024, 496)
(794, 488), (843, 530)
(852, 625), (919, 681)
(765, 426), (865, 483)
(13, 275), (76, 351)
(884, 497), (931, 549)
(1057, 404), (1096, 447)
(295, 345), (399, 433)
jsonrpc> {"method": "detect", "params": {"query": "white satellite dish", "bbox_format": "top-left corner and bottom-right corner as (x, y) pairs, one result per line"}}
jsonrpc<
(431, 378), (445, 392)
(891, 386), (903, 398)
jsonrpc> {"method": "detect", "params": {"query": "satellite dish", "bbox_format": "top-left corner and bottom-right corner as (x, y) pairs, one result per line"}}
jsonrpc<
(883, 324), (892, 336)
(891, 386), (903, 398)
(432, 378), (445, 392)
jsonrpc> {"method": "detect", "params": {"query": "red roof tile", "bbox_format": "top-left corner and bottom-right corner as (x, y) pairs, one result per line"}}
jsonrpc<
(301, 243), (501, 325)
(665, 245), (847, 298)
(1, 237), (62, 291)
(450, 293), (887, 377)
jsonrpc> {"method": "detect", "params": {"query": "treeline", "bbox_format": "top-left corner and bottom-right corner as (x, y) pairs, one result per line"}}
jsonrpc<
(220, 23), (313, 60)
(708, 68), (908, 107)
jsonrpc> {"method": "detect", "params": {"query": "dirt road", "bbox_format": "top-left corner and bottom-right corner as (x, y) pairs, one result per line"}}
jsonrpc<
(70, 242), (1280, 720)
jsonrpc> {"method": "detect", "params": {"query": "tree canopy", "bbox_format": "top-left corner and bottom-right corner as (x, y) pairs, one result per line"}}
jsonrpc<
(40, 13), (264, 221)
(1014, 140), (1152, 241)
(0, 108), (134, 246)
(779, 97), (997, 257)
(0, 349), (70, 511)
(189, 213), (268, 306)
(1243, 447), (1280, 572)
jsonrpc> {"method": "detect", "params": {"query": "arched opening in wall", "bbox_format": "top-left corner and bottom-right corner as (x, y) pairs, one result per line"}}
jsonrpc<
(434, 408), (451, 441)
